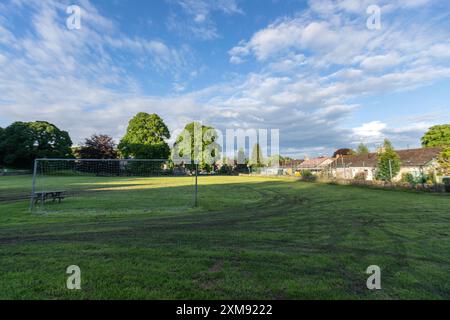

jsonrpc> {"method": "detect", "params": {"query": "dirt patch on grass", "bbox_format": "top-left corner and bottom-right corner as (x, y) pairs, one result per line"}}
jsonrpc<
(199, 280), (217, 290)
(209, 260), (224, 273)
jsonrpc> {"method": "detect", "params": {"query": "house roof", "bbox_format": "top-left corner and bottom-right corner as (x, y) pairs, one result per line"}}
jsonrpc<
(333, 147), (442, 168)
(298, 157), (332, 169)
(279, 159), (304, 168)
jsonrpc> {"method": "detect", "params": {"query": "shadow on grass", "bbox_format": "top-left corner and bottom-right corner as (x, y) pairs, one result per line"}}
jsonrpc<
(1, 177), (450, 299)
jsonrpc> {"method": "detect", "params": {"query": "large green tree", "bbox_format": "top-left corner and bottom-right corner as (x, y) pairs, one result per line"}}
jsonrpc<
(172, 122), (221, 172)
(0, 121), (73, 169)
(421, 124), (450, 147)
(234, 148), (248, 173)
(437, 147), (450, 176)
(118, 113), (171, 159)
(249, 143), (265, 168)
(376, 139), (401, 182)
(333, 148), (355, 158)
(78, 134), (118, 159)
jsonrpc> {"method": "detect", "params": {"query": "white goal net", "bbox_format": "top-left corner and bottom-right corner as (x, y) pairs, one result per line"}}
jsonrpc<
(30, 159), (198, 214)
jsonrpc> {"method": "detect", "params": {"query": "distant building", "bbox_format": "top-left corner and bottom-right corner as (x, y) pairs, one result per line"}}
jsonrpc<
(279, 159), (304, 175)
(331, 147), (443, 181)
(249, 159), (304, 176)
(297, 157), (334, 174)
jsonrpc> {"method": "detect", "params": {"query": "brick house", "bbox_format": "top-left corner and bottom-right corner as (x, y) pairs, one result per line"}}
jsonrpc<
(297, 156), (334, 174)
(331, 147), (443, 182)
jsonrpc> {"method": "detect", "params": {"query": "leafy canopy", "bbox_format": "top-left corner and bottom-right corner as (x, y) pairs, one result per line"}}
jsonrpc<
(437, 147), (450, 176)
(0, 121), (73, 169)
(249, 143), (265, 168)
(78, 134), (118, 159)
(333, 148), (355, 158)
(421, 124), (450, 147)
(172, 122), (221, 172)
(118, 113), (171, 159)
(376, 139), (401, 182)
(356, 143), (370, 155)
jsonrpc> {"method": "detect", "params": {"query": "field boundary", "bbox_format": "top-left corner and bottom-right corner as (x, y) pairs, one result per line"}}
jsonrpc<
(238, 173), (450, 194)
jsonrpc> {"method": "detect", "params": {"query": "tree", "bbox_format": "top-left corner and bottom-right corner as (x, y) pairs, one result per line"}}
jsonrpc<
(236, 148), (246, 164)
(172, 122), (221, 172)
(0, 122), (34, 168)
(421, 125), (450, 147)
(267, 154), (281, 167)
(78, 134), (118, 159)
(376, 139), (401, 182)
(249, 143), (265, 168)
(118, 113), (171, 159)
(356, 143), (370, 155)
(437, 147), (450, 176)
(234, 148), (248, 173)
(333, 148), (355, 158)
(0, 121), (73, 169)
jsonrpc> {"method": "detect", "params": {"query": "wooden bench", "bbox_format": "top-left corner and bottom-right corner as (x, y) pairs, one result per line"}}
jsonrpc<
(33, 191), (67, 205)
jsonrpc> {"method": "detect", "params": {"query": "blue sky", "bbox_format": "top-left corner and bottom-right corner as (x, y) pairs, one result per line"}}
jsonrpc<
(0, 0), (450, 158)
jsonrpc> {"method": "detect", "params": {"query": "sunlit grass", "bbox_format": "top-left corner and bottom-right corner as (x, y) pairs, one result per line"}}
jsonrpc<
(0, 175), (449, 299)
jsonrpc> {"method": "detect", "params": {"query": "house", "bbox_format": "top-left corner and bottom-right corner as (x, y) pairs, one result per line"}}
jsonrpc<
(279, 159), (304, 175)
(331, 147), (443, 182)
(248, 159), (304, 176)
(297, 156), (334, 174)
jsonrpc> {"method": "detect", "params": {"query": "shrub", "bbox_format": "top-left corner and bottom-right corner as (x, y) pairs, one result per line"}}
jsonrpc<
(401, 172), (433, 187)
(376, 139), (401, 181)
(218, 164), (234, 175)
(354, 172), (366, 181)
(443, 178), (450, 192)
(437, 147), (450, 176)
(300, 170), (316, 181)
(417, 172), (432, 185)
(401, 173), (416, 186)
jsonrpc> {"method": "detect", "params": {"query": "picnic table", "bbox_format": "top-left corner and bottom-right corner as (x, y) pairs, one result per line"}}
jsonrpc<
(33, 191), (67, 205)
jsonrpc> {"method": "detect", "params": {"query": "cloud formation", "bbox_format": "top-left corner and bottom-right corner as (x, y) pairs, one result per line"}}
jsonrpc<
(1, 0), (450, 158)
(166, 0), (243, 40)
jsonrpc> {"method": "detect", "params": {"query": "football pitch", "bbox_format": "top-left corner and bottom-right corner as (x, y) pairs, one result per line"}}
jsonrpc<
(0, 175), (449, 299)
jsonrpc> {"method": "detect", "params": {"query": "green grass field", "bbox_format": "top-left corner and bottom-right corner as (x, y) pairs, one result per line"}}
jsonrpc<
(0, 175), (449, 299)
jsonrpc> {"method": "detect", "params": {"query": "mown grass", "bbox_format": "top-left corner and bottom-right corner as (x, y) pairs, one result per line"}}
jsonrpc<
(0, 175), (449, 299)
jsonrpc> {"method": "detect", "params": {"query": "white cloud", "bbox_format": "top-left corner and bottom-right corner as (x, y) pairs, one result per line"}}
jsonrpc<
(360, 53), (401, 71)
(353, 121), (387, 139)
(397, 0), (431, 8)
(1, 0), (449, 157)
(225, 0), (450, 153)
(167, 0), (243, 40)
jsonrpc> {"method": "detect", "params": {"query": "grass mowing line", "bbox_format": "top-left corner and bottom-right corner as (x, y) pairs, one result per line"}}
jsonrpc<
(0, 175), (449, 299)
(0, 182), (288, 245)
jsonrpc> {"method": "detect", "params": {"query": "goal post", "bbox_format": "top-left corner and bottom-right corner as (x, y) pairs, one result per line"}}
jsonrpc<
(30, 158), (198, 214)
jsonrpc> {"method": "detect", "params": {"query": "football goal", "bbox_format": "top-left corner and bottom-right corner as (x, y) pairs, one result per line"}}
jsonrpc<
(30, 159), (198, 214)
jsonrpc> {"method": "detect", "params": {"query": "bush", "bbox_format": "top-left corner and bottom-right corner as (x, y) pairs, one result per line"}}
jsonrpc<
(354, 172), (366, 181)
(218, 164), (234, 175)
(443, 177), (450, 192)
(401, 172), (433, 187)
(401, 173), (416, 186)
(376, 139), (401, 181)
(300, 170), (316, 181)
(417, 173), (432, 185)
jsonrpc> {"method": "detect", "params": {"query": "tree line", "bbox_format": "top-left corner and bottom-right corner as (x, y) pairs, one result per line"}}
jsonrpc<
(0, 112), (261, 171)
(1, 113), (449, 177)
(0, 113), (178, 169)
